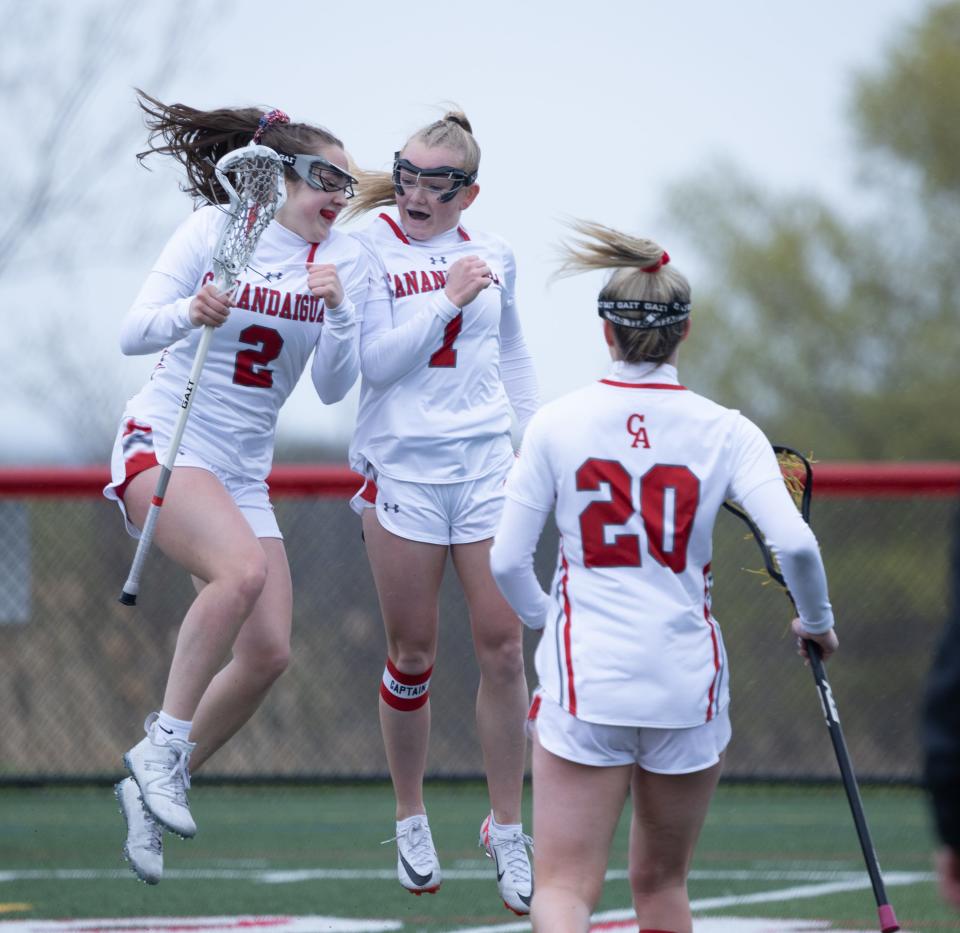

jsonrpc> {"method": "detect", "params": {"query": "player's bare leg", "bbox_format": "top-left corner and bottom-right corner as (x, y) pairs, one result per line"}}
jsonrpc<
(531, 735), (631, 932)
(124, 467), (269, 719)
(362, 509), (446, 818)
(452, 538), (528, 824)
(121, 466), (268, 839)
(363, 510), (447, 893)
(628, 758), (723, 933)
(453, 537), (533, 913)
(188, 538), (293, 770)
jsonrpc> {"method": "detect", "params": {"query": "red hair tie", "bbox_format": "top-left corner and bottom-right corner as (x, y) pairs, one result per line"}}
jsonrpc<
(252, 109), (290, 144)
(643, 250), (670, 274)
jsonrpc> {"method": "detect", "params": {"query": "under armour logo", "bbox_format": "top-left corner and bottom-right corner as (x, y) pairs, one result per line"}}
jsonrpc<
(383, 502), (400, 513)
(262, 270), (284, 282)
(429, 256), (447, 265)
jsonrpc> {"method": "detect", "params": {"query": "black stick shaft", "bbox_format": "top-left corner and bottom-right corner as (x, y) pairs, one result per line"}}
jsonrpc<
(805, 640), (900, 932)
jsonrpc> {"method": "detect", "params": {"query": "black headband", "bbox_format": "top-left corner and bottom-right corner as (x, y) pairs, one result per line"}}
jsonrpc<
(597, 299), (691, 329)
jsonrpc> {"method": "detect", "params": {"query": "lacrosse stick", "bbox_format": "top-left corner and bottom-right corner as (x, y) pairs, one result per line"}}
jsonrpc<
(723, 446), (899, 933)
(119, 143), (286, 606)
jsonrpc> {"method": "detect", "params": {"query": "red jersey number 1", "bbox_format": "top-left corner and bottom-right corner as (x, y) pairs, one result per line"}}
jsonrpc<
(428, 312), (463, 368)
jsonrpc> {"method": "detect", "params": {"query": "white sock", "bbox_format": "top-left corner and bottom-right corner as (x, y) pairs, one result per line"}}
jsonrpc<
(155, 710), (193, 744)
(489, 813), (522, 835)
(397, 814), (428, 831)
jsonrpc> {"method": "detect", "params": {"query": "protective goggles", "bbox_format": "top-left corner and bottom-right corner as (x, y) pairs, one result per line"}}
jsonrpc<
(392, 152), (477, 203)
(276, 151), (357, 198)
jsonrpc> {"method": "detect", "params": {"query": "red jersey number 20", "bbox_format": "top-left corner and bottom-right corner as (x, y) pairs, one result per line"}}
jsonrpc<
(576, 458), (699, 573)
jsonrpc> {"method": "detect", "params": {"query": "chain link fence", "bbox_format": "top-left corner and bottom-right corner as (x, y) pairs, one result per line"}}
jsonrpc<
(0, 465), (957, 783)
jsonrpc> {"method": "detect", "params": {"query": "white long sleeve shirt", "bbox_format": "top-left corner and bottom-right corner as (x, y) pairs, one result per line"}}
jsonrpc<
(348, 213), (539, 483)
(117, 205), (367, 480)
(491, 361), (834, 728)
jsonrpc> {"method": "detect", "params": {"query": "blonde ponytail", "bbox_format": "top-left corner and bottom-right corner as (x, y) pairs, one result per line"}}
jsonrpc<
(341, 169), (397, 221)
(557, 219), (692, 364)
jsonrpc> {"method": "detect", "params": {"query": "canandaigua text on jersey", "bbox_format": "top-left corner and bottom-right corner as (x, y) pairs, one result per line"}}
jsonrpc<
(202, 272), (327, 324)
(390, 266), (501, 301)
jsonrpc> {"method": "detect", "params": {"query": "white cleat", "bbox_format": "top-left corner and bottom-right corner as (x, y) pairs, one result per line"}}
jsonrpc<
(115, 776), (163, 884)
(123, 713), (197, 839)
(389, 814), (442, 895)
(479, 812), (534, 915)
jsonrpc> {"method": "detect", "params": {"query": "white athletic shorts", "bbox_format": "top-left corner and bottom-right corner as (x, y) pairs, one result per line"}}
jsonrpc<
(350, 458), (512, 546)
(103, 417), (282, 541)
(528, 688), (731, 775)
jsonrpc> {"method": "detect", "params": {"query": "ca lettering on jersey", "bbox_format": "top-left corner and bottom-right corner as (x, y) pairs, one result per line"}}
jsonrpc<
(627, 413), (651, 449)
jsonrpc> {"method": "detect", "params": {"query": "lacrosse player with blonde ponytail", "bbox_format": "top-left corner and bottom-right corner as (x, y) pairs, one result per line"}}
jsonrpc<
(343, 111), (539, 914)
(103, 90), (368, 885)
(490, 221), (838, 932)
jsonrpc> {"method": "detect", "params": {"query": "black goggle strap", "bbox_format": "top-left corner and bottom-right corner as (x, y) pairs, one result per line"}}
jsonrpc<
(275, 151), (358, 193)
(392, 153), (477, 203)
(597, 299), (691, 329)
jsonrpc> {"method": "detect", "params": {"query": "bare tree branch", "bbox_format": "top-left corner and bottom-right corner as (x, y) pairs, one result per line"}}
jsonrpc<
(2, 0), (213, 462)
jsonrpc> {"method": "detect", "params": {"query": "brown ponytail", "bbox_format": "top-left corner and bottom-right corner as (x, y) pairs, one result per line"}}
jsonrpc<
(134, 89), (344, 204)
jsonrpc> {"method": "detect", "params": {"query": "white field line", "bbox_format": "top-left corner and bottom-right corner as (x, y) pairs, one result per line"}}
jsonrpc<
(586, 922), (886, 933)
(444, 870), (930, 933)
(0, 868), (932, 933)
(0, 867), (932, 885)
(0, 919), (400, 932)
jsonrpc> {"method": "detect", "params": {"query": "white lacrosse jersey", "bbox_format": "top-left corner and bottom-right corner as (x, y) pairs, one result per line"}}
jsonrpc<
(120, 205), (368, 480)
(348, 212), (519, 483)
(505, 361), (786, 728)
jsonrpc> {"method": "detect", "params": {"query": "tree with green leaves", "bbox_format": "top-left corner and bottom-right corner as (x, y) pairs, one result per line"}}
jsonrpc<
(668, 0), (960, 459)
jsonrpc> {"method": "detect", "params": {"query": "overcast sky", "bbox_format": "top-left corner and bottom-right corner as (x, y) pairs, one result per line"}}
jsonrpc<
(1, 0), (934, 464)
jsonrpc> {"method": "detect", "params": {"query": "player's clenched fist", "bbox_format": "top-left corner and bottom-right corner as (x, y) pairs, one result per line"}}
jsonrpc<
(792, 617), (839, 663)
(307, 262), (344, 310)
(444, 255), (492, 308)
(189, 282), (233, 327)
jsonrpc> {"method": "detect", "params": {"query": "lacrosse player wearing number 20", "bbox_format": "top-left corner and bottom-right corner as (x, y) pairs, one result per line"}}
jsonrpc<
(341, 112), (540, 914)
(102, 91), (368, 885)
(489, 221), (839, 933)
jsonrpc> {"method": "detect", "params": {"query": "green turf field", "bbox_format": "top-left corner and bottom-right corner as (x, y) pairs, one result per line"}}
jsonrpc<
(0, 781), (953, 931)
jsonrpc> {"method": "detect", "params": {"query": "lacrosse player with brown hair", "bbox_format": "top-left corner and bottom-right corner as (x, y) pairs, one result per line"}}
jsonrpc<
(489, 220), (838, 932)
(103, 91), (368, 884)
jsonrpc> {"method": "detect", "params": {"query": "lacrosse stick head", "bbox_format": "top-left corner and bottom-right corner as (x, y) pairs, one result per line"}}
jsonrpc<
(211, 143), (287, 290)
(723, 445), (813, 593)
(773, 445), (813, 523)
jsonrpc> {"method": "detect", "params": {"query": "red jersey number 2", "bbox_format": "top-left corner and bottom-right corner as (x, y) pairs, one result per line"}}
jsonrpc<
(428, 312), (463, 368)
(576, 459), (699, 573)
(233, 325), (284, 388)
